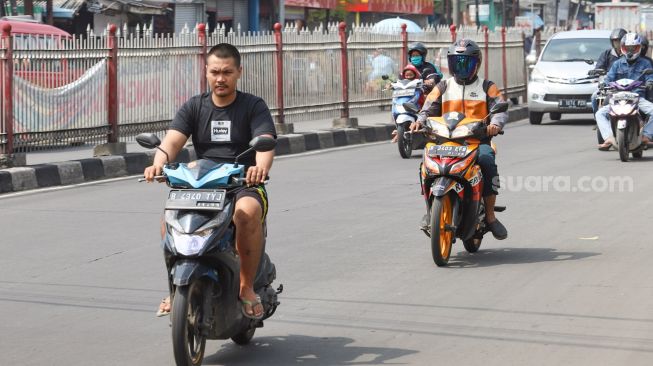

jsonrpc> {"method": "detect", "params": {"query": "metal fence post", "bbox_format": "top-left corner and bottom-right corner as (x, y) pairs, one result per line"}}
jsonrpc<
(338, 22), (349, 120)
(1, 23), (13, 157)
(483, 25), (489, 78)
(198, 23), (207, 94)
(450, 24), (457, 42)
(501, 27), (508, 96)
(272, 23), (293, 134)
(107, 24), (118, 144)
(332, 22), (357, 128)
(401, 23), (407, 68)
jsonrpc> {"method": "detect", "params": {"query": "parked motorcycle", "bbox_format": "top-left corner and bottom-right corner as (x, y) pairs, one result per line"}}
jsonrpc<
(136, 133), (282, 366)
(383, 75), (427, 158)
(406, 102), (509, 266)
(590, 68), (653, 161)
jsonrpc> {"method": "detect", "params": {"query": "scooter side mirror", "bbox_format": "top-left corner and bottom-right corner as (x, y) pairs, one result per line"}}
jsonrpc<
(588, 69), (606, 77)
(490, 101), (509, 114)
(136, 133), (161, 149)
(381, 75), (390, 80)
(249, 136), (277, 152)
(402, 102), (420, 114)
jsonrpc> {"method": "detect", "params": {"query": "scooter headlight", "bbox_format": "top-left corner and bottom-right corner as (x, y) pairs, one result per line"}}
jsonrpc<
(427, 120), (451, 139)
(170, 227), (214, 256)
(451, 124), (474, 139)
(610, 100), (636, 115)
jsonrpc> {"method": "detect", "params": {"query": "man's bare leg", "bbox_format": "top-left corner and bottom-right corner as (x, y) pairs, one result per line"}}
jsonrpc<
(234, 197), (264, 317)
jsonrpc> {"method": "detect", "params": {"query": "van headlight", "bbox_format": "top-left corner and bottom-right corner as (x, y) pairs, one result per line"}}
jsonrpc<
(530, 68), (546, 83)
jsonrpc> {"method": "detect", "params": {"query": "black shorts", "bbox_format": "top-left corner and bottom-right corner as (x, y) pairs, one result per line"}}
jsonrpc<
(235, 185), (269, 219)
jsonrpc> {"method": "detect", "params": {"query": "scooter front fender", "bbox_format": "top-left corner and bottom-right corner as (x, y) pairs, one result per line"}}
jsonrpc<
(432, 177), (455, 198)
(171, 260), (219, 286)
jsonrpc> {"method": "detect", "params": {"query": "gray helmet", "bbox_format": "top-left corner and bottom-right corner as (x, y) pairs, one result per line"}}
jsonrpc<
(610, 28), (627, 54)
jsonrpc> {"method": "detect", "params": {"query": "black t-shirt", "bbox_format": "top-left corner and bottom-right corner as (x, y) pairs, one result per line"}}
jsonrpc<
(170, 91), (276, 167)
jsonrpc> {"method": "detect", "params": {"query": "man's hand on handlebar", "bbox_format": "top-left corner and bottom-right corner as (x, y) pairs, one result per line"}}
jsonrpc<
(143, 164), (164, 183)
(409, 120), (424, 132)
(246, 165), (269, 186)
(487, 124), (502, 137)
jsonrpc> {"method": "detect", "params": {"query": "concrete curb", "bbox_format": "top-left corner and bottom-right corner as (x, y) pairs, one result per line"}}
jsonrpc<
(0, 106), (528, 194)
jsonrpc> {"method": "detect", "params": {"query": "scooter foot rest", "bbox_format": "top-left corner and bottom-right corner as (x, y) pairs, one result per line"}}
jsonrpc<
(494, 206), (506, 212)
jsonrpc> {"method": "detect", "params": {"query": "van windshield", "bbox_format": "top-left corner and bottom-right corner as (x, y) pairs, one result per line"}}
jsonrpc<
(540, 38), (611, 62)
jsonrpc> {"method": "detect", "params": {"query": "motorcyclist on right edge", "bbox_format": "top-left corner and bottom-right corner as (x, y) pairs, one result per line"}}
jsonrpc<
(591, 28), (626, 115)
(409, 39), (508, 240)
(596, 33), (653, 150)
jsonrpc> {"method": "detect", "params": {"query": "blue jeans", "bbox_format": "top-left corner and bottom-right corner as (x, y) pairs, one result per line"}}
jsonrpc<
(478, 144), (499, 197)
(596, 97), (653, 140)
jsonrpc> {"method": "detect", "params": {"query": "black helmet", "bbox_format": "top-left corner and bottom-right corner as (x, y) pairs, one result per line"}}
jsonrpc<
(408, 42), (428, 57)
(447, 39), (482, 83)
(610, 28), (627, 54)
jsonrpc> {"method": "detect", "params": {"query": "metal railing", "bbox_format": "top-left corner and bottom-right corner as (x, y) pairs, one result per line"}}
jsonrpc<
(0, 22), (544, 155)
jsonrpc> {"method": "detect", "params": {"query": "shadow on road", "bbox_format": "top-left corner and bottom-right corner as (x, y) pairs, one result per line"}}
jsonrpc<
(203, 334), (417, 365)
(542, 118), (595, 126)
(446, 247), (600, 268)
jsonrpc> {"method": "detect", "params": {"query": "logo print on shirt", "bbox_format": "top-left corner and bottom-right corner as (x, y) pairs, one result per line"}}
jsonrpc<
(211, 120), (232, 142)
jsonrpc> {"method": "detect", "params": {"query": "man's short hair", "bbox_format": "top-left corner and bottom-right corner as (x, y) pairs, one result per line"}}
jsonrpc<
(207, 43), (241, 68)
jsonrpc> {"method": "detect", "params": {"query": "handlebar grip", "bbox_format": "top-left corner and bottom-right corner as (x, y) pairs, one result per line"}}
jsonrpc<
(138, 175), (165, 182)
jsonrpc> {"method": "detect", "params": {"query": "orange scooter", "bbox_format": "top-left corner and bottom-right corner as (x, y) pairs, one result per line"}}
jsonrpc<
(408, 102), (509, 266)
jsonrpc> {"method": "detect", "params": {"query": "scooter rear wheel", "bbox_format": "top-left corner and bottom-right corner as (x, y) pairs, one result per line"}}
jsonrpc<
(172, 282), (207, 366)
(397, 125), (412, 159)
(430, 194), (454, 266)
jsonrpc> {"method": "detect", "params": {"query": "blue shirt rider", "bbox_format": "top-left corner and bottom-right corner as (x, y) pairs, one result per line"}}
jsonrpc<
(596, 33), (653, 150)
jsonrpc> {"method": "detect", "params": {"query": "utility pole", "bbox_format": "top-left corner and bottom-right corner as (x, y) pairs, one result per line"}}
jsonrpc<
(555, 0), (560, 27)
(475, 0), (480, 28)
(24, 0), (33, 16)
(502, 0), (506, 28)
(279, 0), (285, 28)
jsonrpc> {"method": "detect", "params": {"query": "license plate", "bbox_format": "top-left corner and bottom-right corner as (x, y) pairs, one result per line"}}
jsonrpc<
(428, 145), (468, 157)
(558, 99), (587, 108)
(166, 189), (226, 210)
(393, 89), (415, 98)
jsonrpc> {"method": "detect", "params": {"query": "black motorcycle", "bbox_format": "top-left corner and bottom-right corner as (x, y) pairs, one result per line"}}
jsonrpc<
(137, 133), (282, 366)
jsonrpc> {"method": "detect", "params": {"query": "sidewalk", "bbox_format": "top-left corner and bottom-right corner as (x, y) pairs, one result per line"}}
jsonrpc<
(0, 107), (528, 194)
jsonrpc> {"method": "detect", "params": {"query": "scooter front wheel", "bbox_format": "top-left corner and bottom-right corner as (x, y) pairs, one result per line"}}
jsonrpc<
(430, 194), (454, 266)
(617, 127), (629, 162)
(172, 282), (207, 366)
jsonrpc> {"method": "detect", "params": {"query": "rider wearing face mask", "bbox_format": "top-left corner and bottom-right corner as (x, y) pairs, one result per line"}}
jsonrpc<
(408, 43), (443, 94)
(596, 32), (653, 150)
(409, 39), (508, 240)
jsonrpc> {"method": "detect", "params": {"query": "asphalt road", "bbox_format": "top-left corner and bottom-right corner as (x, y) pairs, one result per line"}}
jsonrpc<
(1, 115), (652, 366)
